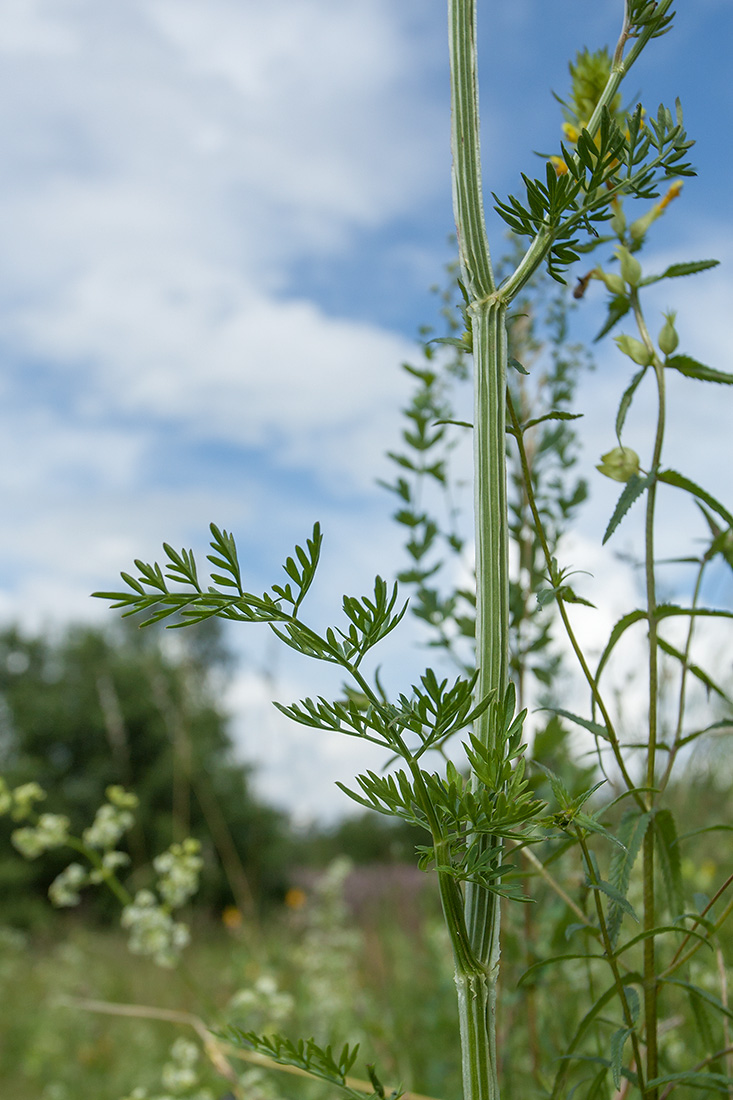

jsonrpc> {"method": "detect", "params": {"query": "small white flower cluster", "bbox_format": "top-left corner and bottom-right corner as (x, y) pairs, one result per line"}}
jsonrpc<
(291, 857), (363, 1035)
(228, 973), (294, 1029)
(120, 1038), (214, 1100)
(154, 838), (204, 908)
(121, 890), (191, 968)
(0, 778), (46, 820)
(83, 786), (139, 849)
(11, 812), (70, 859)
(48, 862), (87, 907)
(48, 850), (131, 907)
(118, 837), (203, 966)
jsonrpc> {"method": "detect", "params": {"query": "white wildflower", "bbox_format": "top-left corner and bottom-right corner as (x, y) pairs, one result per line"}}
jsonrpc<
(153, 838), (203, 909)
(89, 849), (131, 884)
(83, 802), (135, 850)
(106, 785), (139, 810)
(121, 890), (190, 967)
(49, 863), (88, 907)
(11, 827), (44, 859)
(11, 781), (46, 821)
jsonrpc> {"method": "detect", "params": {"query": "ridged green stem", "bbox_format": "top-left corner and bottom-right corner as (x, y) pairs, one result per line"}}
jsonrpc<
(449, 3), (505, 1097)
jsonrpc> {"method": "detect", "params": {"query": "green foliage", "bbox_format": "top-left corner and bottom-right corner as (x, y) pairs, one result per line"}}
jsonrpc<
(5, 5), (733, 1100)
(0, 622), (287, 919)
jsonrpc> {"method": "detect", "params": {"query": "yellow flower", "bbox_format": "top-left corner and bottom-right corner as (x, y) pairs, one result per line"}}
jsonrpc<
(657, 180), (683, 212)
(222, 905), (243, 929)
(284, 886), (307, 910)
(549, 155), (569, 177)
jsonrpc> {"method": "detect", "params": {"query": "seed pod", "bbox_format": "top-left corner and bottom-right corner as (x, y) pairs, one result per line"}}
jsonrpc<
(596, 446), (641, 483)
(616, 245), (642, 287)
(594, 268), (626, 296)
(658, 311), (679, 356)
(615, 333), (653, 366)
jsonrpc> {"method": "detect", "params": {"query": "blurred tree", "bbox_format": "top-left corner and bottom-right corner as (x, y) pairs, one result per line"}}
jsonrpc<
(0, 619), (289, 923)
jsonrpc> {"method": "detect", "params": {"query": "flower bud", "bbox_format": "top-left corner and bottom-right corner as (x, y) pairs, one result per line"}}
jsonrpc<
(616, 245), (642, 287)
(594, 268), (626, 296)
(615, 334), (653, 366)
(610, 206), (626, 237)
(658, 312), (679, 356)
(596, 446), (641, 483)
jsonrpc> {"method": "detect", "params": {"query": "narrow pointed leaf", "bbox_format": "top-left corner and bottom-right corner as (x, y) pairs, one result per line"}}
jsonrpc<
(666, 355), (733, 385)
(657, 469), (733, 527)
(602, 473), (655, 545)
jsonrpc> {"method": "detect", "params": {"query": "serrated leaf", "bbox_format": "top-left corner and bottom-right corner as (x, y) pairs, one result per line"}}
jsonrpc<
(602, 472), (655, 545)
(657, 637), (732, 703)
(607, 811), (652, 944)
(522, 410), (583, 431)
(610, 1027), (632, 1089)
(646, 1070), (733, 1094)
(658, 469), (733, 528)
(662, 979), (733, 1024)
(518, 952), (604, 986)
(551, 977), (642, 1100)
(594, 295), (631, 342)
(655, 808), (684, 917)
(666, 354), (733, 385)
(588, 877), (639, 921)
(616, 924), (712, 956)
(543, 708), (610, 742)
(642, 259), (719, 285)
(596, 605), (733, 686)
(615, 367), (647, 441)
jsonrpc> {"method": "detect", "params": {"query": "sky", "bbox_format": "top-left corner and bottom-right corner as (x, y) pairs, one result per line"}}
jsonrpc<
(1, 0), (732, 822)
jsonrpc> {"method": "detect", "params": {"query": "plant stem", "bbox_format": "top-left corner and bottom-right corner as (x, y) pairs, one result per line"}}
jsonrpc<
(631, 287), (665, 1099)
(448, 4), (507, 1095)
(577, 830), (646, 1094)
(657, 559), (706, 794)
(505, 392), (645, 810)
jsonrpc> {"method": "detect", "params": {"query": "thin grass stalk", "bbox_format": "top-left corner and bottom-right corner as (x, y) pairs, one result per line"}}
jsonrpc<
(632, 289), (666, 1098)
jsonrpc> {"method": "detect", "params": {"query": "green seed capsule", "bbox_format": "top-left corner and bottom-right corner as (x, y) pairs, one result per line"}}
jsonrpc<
(658, 312), (679, 356)
(616, 246), (642, 288)
(615, 333), (653, 366)
(596, 446), (641, 483)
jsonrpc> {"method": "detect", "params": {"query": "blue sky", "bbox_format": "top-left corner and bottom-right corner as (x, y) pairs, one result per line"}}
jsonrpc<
(1, 1), (731, 820)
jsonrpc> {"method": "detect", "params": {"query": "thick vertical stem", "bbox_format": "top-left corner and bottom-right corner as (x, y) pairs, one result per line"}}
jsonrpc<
(448, 0), (494, 300)
(458, 299), (509, 1100)
(448, 4), (507, 1097)
(471, 300), (510, 756)
(464, 297), (509, 975)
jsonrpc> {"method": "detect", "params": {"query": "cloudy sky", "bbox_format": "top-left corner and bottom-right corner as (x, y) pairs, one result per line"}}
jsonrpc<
(1, 0), (731, 820)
